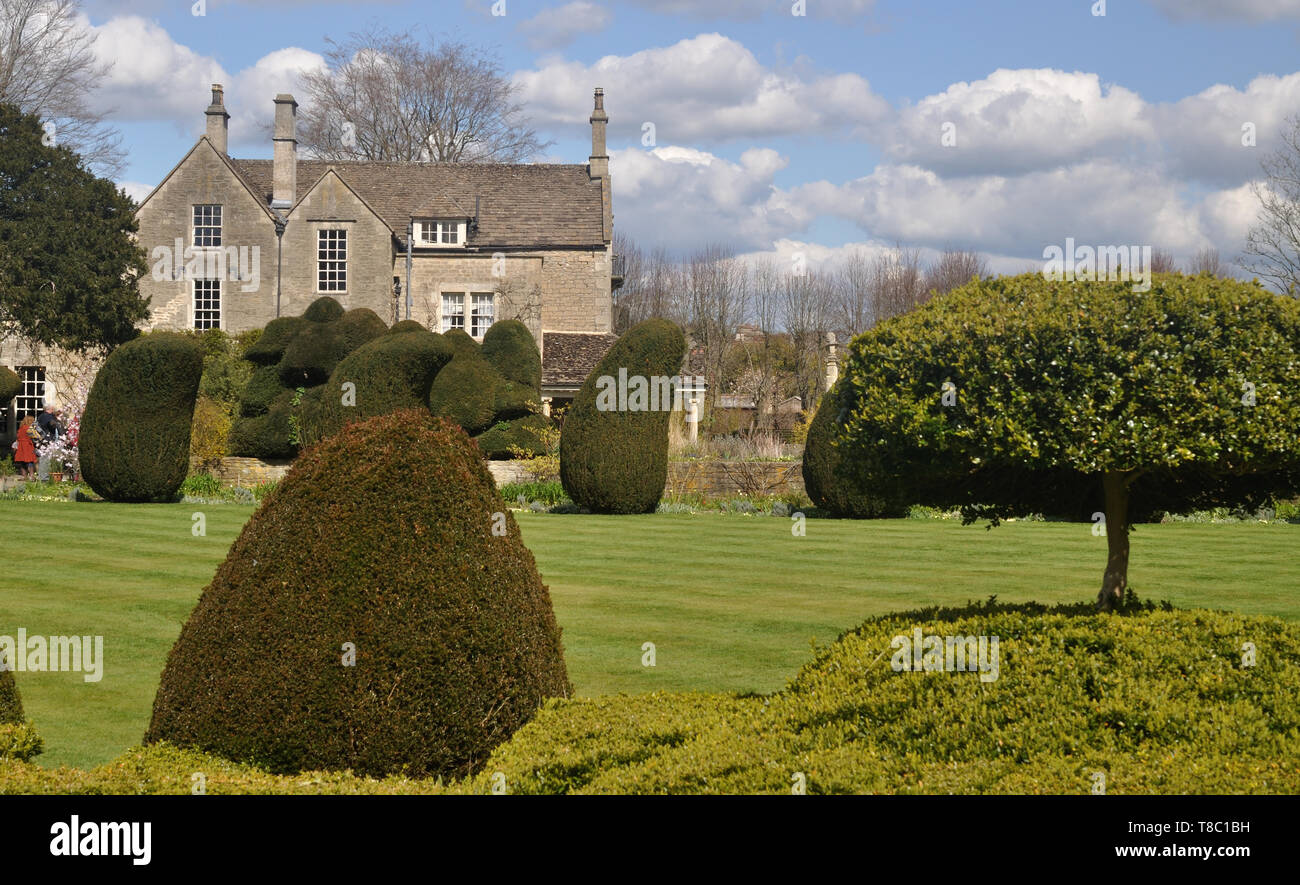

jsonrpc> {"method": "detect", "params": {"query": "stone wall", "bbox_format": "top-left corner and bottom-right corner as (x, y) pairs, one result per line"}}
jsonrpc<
(665, 460), (805, 498)
(193, 456), (293, 486)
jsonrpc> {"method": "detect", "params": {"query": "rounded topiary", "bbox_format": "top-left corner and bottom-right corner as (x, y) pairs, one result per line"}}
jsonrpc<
(560, 318), (687, 514)
(240, 365), (283, 417)
(492, 378), (537, 422)
(802, 382), (909, 518)
(302, 295), (345, 323)
(427, 353), (501, 435)
(228, 390), (296, 460)
(279, 308), (387, 387)
(0, 366), (21, 404)
(444, 327), (480, 356)
(475, 414), (553, 459)
(387, 319), (428, 335)
(481, 320), (541, 394)
(243, 316), (306, 366)
(334, 308), (387, 352)
(0, 663), (23, 725)
(145, 410), (571, 779)
(312, 330), (454, 444)
(80, 332), (204, 502)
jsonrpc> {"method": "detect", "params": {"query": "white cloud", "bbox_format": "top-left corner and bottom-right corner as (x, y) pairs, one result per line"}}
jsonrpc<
(622, 0), (877, 20)
(116, 180), (156, 202)
(1146, 0), (1300, 21)
(885, 69), (1153, 177)
(89, 16), (227, 126)
(227, 48), (327, 149)
(513, 33), (890, 143)
(520, 2), (613, 50)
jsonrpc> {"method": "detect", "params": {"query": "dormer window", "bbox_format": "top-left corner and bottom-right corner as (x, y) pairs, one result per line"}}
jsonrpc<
(414, 219), (466, 248)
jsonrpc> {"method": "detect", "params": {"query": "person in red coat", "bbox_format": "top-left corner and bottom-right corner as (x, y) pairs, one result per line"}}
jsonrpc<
(14, 415), (39, 480)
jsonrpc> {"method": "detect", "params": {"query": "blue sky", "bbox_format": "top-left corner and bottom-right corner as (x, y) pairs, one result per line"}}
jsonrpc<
(77, 0), (1300, 272)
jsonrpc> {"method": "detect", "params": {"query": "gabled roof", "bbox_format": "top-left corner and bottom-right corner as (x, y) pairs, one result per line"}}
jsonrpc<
(137, 137), (275, 221)
(229, 159), (607, 249)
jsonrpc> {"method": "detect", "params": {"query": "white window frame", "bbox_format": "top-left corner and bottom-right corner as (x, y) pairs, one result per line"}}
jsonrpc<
(193, 278), (222, 330)
(193, 205), (222, 247)
(470, 292), (495, 338)
(439, 290), (497, 339)
(16, 366), (45, 421)
(415, 219), (467, 248)
(318, 229), (348, 293)
(441, 292), (466, 332)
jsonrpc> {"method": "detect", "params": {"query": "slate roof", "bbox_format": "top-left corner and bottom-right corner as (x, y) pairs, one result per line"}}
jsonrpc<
(229, 159), (607, 248)
(541, 332), (619, 389)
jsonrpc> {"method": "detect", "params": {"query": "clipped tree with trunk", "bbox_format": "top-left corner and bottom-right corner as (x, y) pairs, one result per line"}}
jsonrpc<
(836, 272), (1300, 610)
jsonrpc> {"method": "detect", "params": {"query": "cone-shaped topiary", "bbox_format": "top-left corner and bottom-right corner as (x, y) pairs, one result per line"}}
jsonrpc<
(475, 414), (553, 459)
(243, 316), (306, 366)
(0, 662), (23, 724)
(145, 410), (571, 779)
(302, 295), (345, 323)
(427, 352), (502, 435)
(481, 320), (541, 394)
(802, 382), (909, 518)
(80, 332), (204, 502)
(0, 366), (21, 405)
(311, 330), (454, 444)
(560, 318), (687, 514)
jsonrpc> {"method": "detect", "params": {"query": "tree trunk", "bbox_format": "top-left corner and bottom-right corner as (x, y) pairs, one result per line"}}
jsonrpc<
(1097, 471), (1130, 611)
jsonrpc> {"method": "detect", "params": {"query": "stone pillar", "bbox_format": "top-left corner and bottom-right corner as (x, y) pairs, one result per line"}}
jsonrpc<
(686, 398), (699, 442)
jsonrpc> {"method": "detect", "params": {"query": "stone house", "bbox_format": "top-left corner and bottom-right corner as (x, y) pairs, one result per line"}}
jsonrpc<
(2, 86), (622, 441)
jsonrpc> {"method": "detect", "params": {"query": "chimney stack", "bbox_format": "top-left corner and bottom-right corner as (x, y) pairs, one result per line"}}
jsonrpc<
(205, 84), (229, 154)
(588, 88), (612, 241)
(272, 94), (298, 209)
(588, 87), (608, 180)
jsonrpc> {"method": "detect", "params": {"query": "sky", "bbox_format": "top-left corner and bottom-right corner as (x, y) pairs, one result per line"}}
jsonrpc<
(74, 0), (1300, 276)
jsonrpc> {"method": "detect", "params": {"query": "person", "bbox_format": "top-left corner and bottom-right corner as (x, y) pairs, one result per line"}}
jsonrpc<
(13, 415), (39, 480)
(37, 403), (59, 442)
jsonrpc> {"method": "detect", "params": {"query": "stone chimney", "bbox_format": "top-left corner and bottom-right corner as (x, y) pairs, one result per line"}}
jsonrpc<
(588, 88), (613, 240)
(272, 94), (298, 209)
(205, 84), (229, 154)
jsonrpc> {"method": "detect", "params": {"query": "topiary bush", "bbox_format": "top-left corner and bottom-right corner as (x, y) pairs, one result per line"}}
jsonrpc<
(0, 662), (23, 725)
(80, 332), (204, 502)
(802, 382), (909, 518)
(560, 318), (687, 514)
(427, 353), (503, 435)
(387, 319), (427, 335)
(475, 414), (553, 459)
(311, 330), (454, 444)
(443, 327), (480, 356)
(0, 366), (23, 404)
(227, 390), (296, 460)
(145, 410), (571, 779)
(302, 295), (345, 323)
(481, 320), (541, 394)
(239, 365), (282, 417)
(243, 316), (306, 366)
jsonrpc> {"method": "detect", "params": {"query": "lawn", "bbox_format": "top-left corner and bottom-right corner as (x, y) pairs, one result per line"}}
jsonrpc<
(1, 497), (1297, 769)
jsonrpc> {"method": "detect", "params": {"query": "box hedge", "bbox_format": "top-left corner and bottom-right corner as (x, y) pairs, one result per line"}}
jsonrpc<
(80, 332), (204, 502)
(145, 410), (571, 780)
(560, 318), (687, 514)
(481, 320), (541, 394)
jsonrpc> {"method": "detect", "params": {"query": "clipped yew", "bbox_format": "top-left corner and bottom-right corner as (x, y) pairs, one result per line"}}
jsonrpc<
(482, 320), (541, 394)
(80, 332), (203, 501)
(145, 410), (571, 779)
(560, 318), (687, 514)
(802, 382), (908, 518)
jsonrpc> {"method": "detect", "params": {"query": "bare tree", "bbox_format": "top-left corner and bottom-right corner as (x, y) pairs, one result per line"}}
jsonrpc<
(1150, 248), (1178, 274)
(0, 0), (123, 176)
(687, 244), (749, 405)
(298, 26), (549, 163)
(612, 232), (684, 331)
(1244, 115), (1300, 295)
(924, 248), (989, 297)
(1188, 246), (1226, 277)
(831, 248), (875, 339)
(781, 269), (832, 410)
(871, 244), (927, 323)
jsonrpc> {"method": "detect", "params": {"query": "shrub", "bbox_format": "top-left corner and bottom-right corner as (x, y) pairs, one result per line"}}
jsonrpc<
(302, 295), (345, 323)
(499, 480), (569, 507)
(239, 365), (282, 417)
(80, 332), (204, 502)
(191, 328), (253, 409)
(190, 396), (232, 471)
(281, 308), (388, 387)
(802, 382), (908, 518)
(311, 330), (454, 444)
(444, 327), (480, 356)
(427, 353), (502, 435)
(243, 316), (306, 366)
(481, 320), (541, 394)
(227, 390), (297, 460)
(146, 410), (571, 779)
(0, 367), (22, 404)
(0, 722), (43, 762)
(387, 319), (427, 335)
(0, 665), (22, 724)
(180, 472), (223, 498)
(475, 414), (553, 459)
(560, 318), (687, 514)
